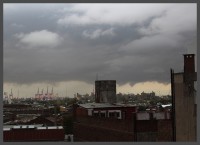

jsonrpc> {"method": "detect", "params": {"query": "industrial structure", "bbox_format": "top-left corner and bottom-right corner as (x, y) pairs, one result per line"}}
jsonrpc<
(35, 87), (55, 100)
(171, 54), (197, 141)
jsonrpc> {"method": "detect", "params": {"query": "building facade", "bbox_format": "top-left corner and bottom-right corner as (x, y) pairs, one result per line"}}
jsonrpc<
(3, 125), (65, 142)
(172, 54), (197, 141)
(73, 103), (172, 141)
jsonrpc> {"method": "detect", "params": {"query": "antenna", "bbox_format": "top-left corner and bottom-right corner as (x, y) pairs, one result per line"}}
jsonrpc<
(18, 89), (19, 98)
(66, 88), (67, 97)
(10, 88), (13, 99)
(96, 73), (98, 80)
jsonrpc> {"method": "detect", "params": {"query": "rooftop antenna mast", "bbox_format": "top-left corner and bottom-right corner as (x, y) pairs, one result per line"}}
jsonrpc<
(96, 73), (98, 81)
(66, 87), (68, 98)
(10, 88), (13, 99)
(18, 89), (19, 98)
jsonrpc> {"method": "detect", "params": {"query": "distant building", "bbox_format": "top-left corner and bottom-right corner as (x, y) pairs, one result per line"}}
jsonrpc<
(171, 54), (197, 141)
(3, 104), (55, 117)
(95, 80), (116, 103)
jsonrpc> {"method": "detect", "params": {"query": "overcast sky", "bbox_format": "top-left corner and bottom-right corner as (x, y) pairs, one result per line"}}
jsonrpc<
(3, 3), (197, 98)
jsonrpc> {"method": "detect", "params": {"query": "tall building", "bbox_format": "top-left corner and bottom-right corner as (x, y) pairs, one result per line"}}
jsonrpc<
(95, 80), (116, 103)
(171, 54), (197, 141)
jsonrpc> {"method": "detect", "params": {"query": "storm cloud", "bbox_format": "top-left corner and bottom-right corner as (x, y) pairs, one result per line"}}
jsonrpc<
(3, 3), (197, 87)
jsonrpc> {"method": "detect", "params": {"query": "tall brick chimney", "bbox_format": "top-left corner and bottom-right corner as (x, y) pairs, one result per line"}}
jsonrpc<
(184, 54), (195, 74)
(183, 54), (196, 82)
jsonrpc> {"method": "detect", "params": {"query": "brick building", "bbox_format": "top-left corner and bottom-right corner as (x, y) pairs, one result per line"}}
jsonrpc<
(171, 54), (197, 141)
(3, 125), (65, 142)
(73, 103), (172, 141)
(73, 103), (137, 141)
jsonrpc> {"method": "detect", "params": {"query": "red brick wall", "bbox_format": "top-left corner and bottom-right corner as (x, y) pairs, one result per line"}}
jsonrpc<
(74, 113), (134, 141)
(135, 120), (172, 141)
(74, 122), (134, 141)
(157, 120), (172, 141)
(76, 107), (88, 117)
(76, 116), (133, 132)
(74, 106), (172, 142)
(4, 129), (65, 141)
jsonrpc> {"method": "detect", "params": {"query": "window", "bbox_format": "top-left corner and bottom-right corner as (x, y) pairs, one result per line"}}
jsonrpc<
(100, 111), (106, 118)
(88, 109), (93, 116)
(100, 112), (106, 117)
(109, 112), (115, 117)
(108, 110), (122, 119)
(93, 111), (99, 117)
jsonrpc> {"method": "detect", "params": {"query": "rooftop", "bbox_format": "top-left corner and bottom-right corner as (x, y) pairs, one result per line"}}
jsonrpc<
(78, 103), (137, 109)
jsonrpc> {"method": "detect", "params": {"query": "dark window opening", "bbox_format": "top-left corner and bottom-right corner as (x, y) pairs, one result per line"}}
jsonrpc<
(100, 113), (106, 117)
(93, 112), (99, 117)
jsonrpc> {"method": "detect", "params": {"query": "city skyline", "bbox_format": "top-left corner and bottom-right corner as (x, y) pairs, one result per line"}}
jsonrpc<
(3, 3), (197, 98)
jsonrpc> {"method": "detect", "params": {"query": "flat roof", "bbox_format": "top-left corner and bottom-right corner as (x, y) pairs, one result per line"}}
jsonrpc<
(79, 103), (120, 109)
(79, 103), (137, 109)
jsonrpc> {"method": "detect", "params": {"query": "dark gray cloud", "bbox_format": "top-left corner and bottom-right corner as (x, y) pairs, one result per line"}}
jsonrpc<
(3, 4), (197, 86)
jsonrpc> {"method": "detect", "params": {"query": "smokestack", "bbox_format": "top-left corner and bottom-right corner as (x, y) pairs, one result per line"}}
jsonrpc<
(184, 54), (195, 74)
(183, 54), (196, 82)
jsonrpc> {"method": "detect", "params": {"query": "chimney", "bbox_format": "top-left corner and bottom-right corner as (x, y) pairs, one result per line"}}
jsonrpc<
(183, 54), (196, 82)
(184, 54), (195, 74)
